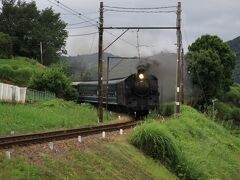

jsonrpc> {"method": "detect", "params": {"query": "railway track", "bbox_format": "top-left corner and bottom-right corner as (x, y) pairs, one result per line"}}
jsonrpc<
(0, 121), (139, 149)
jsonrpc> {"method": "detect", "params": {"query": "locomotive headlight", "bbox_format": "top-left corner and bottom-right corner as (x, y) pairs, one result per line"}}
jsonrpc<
(139, 73), (144, 80)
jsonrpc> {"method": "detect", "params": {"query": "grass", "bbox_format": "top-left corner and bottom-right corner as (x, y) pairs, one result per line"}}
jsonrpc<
(0, 99), (114, 135)
(0, 56), (44, 71)
(130, 105), (240, 179)
(0, 143), (176, 180)
(0, 56), (45, 86)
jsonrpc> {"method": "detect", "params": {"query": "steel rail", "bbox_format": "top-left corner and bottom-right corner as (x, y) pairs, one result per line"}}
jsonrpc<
(0, 121), (139, 149)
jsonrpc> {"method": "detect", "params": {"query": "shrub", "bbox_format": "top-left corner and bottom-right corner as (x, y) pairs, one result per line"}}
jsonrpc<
(222, 83), (240, 107)
(215, 101), (233, 120)
(0, 32), (12, 58)
(159, 102), (175, 116)
(130, 123), (181, 167)
(231, 108), (240, 122)
(15, 68), (33, 83)
(0, 65), (15, 80)
(30, 64), (77, 100)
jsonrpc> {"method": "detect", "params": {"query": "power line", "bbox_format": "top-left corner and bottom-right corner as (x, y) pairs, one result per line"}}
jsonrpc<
(104, 5), (177, 10)
(46, 0), (98, 26)
(104, 9), (176, 13)
(66, 24), (97, 29)
(67, 18), (98, 26)
(106, 31), (137, 48)
(46, 0), (138, 50)
(52, 0), (98, 25)
(68, 32), (98, 37)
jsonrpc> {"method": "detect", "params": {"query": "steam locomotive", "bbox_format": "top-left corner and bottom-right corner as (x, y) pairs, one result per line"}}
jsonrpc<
(74, 64), (160, 117)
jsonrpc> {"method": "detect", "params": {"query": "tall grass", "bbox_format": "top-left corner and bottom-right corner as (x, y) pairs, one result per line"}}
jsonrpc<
(130, 105), (240, 179)
(0, 99), (114, 135)
(159, 102), (175, 116)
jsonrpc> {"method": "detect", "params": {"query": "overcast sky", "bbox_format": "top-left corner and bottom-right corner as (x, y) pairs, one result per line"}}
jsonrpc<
(20, 0), (240, 56)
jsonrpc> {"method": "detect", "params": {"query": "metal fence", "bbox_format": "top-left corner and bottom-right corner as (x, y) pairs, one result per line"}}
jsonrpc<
(26, 89), (56, 101)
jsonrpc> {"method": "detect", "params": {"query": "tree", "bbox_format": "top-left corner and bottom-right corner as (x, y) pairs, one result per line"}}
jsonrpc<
(34, 7), (68, 65)
(0, 0), (67, 65)
(186, 35), (236, 105)
(0, 32), (12, 58)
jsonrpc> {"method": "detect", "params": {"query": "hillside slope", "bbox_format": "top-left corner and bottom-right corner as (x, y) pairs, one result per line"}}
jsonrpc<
(227, 36), (240, 83)
(130, 105), (240, 179)
(0, 57), (45, 86)
(0, 143), (176, 179)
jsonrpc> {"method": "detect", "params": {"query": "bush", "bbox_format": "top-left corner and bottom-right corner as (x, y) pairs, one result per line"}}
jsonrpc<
(232, 108), (240, 122)
(215, 101), (240, 124)
(0, 65), (15, 80)
(0, 32), (12, 59)
(159, 102), (175, 116)
(129, 123), (181, 167)
(30, 64), (77, 100)
(222, 83), (240, 107)
(15, 68), (33, 83)
(215, 101), (233, 120)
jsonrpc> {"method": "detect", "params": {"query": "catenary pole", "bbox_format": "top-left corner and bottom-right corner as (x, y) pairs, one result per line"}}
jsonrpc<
(40, 42), (43, 65)
(98, 1), (104, 123)
(181, 48), (184, 104)
(175, 2), (182, 113)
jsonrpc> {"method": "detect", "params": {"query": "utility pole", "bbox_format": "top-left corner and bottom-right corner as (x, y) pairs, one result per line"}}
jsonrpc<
(181, 48), (184, 104)
(175, 2), (182, 113)
(106, 57), (110, 121)
(40, 42), (43, 65)
(98, 1), (104, 123)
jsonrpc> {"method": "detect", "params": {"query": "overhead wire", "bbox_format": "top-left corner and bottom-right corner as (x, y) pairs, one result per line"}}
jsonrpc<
(89, 33), (97, 54)
(53, 0), (99, 25)
(46, 0), (176, 54)
(103, 5), (177, 10)
(104, 9), (176, 13)
(45, 0), (138, 49)
(67, 18), (99, 26)
(66, 24), (97, 29)
(46, 0), (98, 26)
(68, 32), (98, 37)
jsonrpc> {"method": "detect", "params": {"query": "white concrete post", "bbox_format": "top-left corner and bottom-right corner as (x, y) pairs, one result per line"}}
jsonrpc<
(102, 131), (106, 138)
(48, 142), (54, 150)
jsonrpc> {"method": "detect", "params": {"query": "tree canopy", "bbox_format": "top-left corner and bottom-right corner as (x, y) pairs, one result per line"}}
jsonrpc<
(0, 32), (12, 58)
(0, 0), (68, 65)
(186, 34), (236, 105)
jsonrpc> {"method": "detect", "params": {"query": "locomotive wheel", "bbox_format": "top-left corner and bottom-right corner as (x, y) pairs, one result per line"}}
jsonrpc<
(135, 110), (149, 120)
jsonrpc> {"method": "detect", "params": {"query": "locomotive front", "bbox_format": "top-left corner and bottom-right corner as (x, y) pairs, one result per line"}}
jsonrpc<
(125, 64), (159, 117)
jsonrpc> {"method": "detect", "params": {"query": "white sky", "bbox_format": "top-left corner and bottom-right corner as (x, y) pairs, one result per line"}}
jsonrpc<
(6, 0), (240, 56)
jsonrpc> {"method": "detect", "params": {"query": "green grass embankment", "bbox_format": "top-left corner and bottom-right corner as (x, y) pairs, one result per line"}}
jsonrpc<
(0, 99), (114, 135)
(130, 105), (240, 179)
(0, 57), (45, 86)
(0, 143), (176, 180)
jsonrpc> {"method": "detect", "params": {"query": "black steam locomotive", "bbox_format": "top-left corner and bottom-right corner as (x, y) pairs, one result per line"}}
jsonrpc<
(75, 64), (159, 117)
